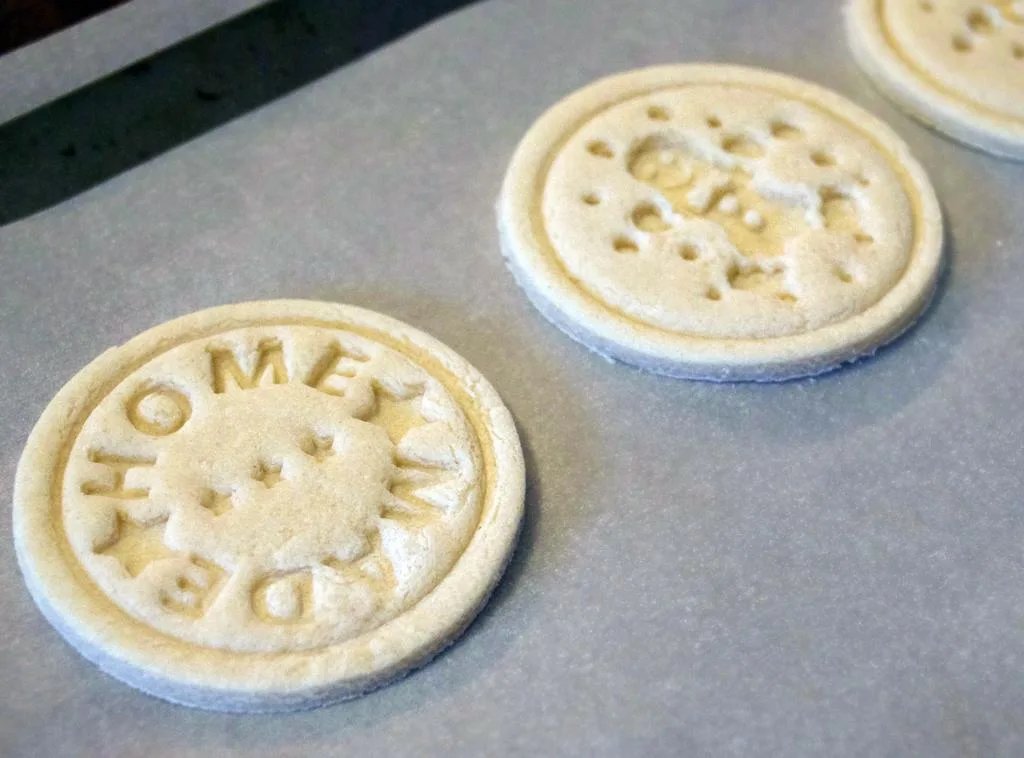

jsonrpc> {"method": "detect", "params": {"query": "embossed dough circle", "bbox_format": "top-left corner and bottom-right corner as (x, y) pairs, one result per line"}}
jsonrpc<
(498, 65), (943, 381)
(846, 0), (1024, 159)
(13, 301), (524, 712)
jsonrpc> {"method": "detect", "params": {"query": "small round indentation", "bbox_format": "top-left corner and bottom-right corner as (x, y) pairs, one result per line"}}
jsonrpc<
(679, 243), (699, 261)
(810, 149), (836, 167)
(834, 266), (854, 284)
(919, 0), (935, 11)
(854, 232), (874, 245)
(723, 134), (765, 158)
(777, 293), (797, 304)
(631, 202), (671, 232)
(647, 105), (670, 121)
(582, 192), (601, 206)
(856, 174), (871, 187)
(587, 140), (614, 158)
(966, 8), (995, 35)
(706, 115), (722, 129)
(613, 236), (639, 254)
(769, 120), (802, 140)
(706, 287), (722, 301)
(952, 34), (973, 53)
(1013, 43), (1024, 60)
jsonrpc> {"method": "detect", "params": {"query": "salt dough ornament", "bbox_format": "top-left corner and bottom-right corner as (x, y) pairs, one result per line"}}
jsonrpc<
(497, 64), (944, 381)
(14, 300), (524, 712)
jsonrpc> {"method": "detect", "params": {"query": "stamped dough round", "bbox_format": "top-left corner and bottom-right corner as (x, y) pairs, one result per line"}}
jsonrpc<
(846, 0), (1024, 158)
(497, 65), (943, 381)
(13, 300), (524, 712)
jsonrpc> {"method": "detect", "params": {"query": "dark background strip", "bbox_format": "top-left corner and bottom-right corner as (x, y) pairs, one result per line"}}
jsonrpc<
(0, 0), (477, 226)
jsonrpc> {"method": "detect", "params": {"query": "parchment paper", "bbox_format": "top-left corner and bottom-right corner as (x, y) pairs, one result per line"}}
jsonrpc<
(1, 1), (1022, 755)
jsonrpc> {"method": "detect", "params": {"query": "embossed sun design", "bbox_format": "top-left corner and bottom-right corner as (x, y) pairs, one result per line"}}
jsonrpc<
(541, 83), (916, 340)
(66, 330), (480, 651)
(585, 114), (873, 303)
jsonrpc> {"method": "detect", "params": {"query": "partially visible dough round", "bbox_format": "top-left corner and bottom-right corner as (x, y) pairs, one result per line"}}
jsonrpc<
(846, 0), (1024, 159)
(14, 300), (524, 712)
(497, 64), (943, 381)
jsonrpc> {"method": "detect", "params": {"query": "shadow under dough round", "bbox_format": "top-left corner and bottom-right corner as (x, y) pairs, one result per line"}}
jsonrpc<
(846, 0), (1024, 159)
(497, 64), (944, 382)
(13, 300), (525, 712)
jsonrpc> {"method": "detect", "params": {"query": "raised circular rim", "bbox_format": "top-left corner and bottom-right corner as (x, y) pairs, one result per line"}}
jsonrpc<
(497, 64), (944, 381)
(845, 0), (1024, 160)
(13, 299), (525, 712)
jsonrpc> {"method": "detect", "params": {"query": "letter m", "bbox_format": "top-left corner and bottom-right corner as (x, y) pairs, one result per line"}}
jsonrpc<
(208, 338), (289, 393)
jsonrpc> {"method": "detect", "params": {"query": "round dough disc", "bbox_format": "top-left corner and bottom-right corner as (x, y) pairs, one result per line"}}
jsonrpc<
(846, 0), (1024, 159)
(13, 300), (524, 712)
(497, 64), (944, 381)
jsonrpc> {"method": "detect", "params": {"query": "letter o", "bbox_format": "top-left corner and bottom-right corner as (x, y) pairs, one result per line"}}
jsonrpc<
(126, 385), (191, 436)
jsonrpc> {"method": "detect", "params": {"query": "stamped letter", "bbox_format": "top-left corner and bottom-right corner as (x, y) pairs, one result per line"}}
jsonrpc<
(126, 385), (192, 436)
(81, 451), (156, 499)
(208, 338), (288, 393)
(305, 342), (367, 397)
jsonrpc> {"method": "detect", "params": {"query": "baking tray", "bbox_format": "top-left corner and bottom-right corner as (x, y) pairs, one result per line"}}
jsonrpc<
(0, 0), (268, 124)
(1, 0), (1023, 755)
